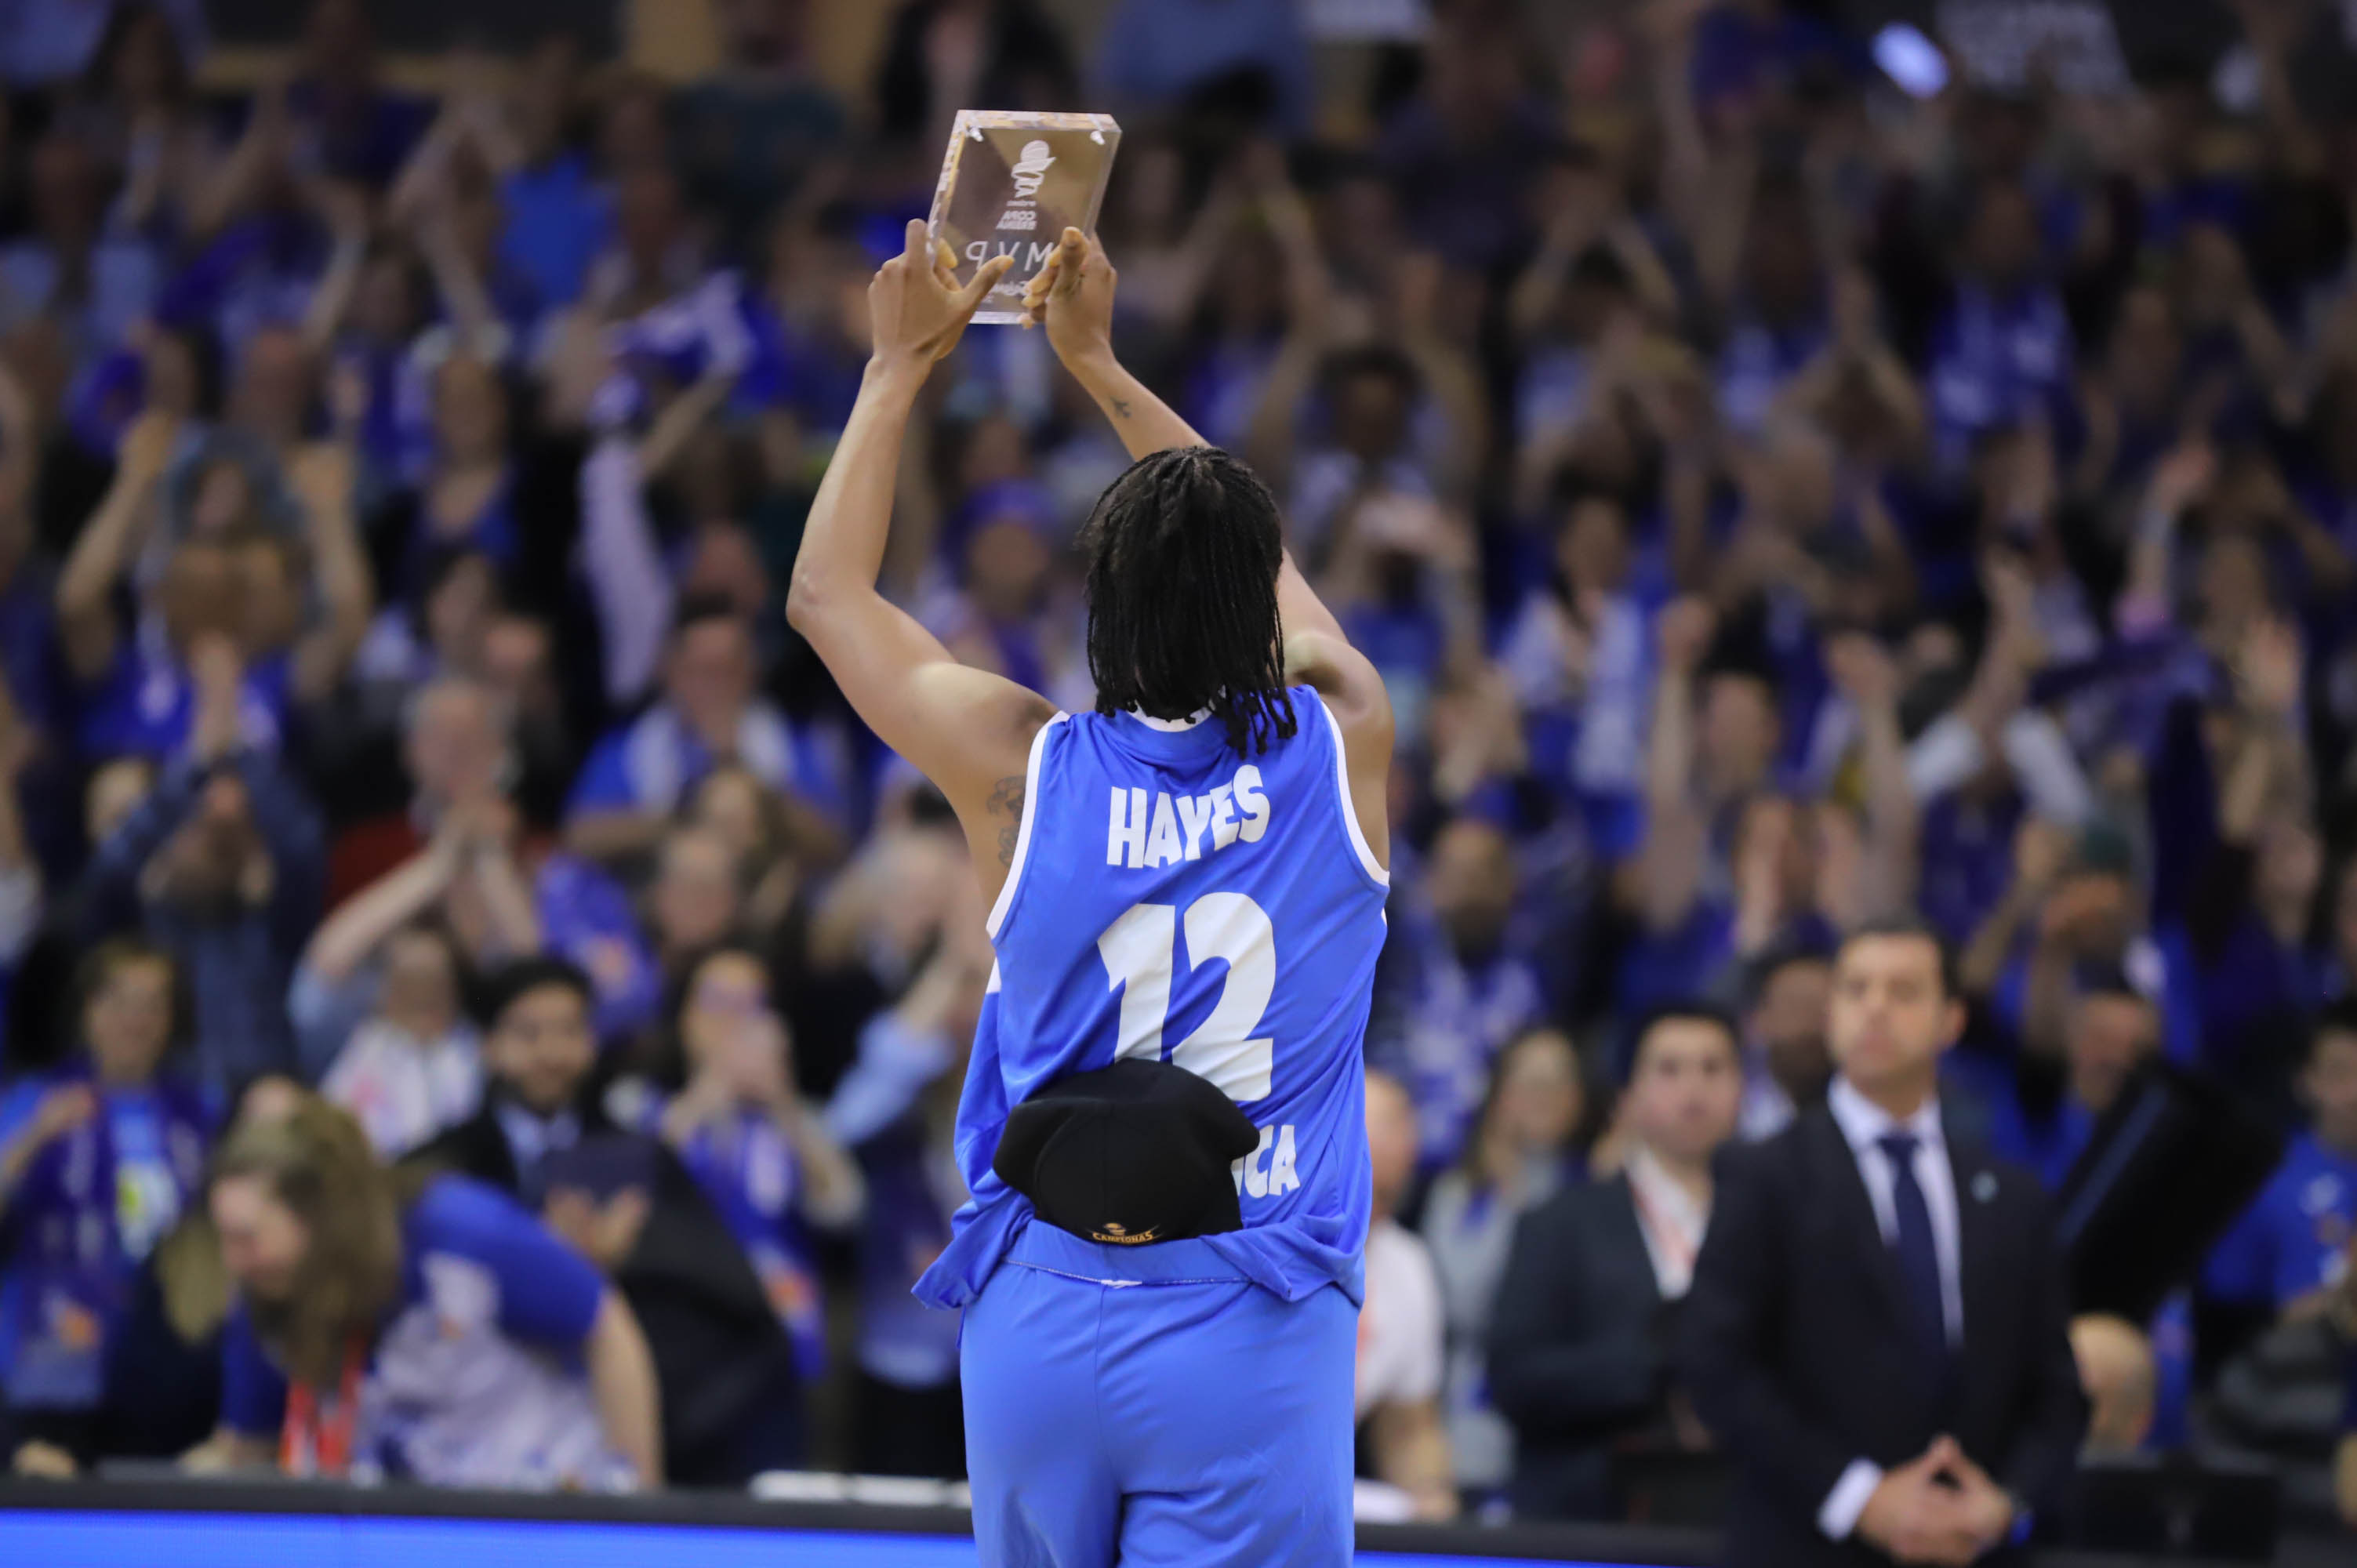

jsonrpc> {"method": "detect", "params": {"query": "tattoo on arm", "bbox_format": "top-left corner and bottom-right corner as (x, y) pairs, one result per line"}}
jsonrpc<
(1110, 397), (1132, 419)
(987, 775), (1025, 867)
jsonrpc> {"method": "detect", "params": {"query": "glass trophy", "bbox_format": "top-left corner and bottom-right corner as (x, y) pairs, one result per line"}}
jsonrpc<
(927, 110), (1122, 325)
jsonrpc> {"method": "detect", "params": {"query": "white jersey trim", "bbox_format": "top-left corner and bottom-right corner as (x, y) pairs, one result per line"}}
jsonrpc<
(986, 713), (1067, 938)
(1317, 695), (1389, 888)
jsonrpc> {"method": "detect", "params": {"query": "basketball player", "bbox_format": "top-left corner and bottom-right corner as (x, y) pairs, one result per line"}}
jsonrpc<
(787, 222), (1392, 1564)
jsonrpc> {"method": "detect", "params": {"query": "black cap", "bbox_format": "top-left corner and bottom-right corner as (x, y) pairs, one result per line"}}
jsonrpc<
(993, 1058), (1261, 1247)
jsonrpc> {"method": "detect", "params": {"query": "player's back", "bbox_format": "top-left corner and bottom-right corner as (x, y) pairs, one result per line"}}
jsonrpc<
(916, 687), (1388, 1308)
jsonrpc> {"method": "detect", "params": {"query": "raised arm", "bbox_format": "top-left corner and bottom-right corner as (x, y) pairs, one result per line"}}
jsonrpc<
(786, 223), (1053, 904)
(1027, 227), (1393, 864)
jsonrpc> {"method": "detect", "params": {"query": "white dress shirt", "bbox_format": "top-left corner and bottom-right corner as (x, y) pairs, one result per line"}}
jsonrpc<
(1625, 1145), (1712, 1301)
(1817, 1076), (1966, 1542)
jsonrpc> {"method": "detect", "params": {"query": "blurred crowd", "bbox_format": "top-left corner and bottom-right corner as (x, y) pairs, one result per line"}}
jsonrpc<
(0, 0), (2354, 1539)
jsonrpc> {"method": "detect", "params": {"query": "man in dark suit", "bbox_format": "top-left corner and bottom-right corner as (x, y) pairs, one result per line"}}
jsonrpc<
(410, 956), (801, 1485)
(1491, 1004), (1744, 1519)
(1679, 917), (2086, 1566)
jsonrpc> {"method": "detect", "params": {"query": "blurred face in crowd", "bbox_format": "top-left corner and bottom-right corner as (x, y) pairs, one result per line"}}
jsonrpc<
(160, 541), (244, 652)
(692, 767), (777, 865)
(617, 165), (684, 271)
(1488, 1029), (1583, 1157)
(86, 757), (154, 845)
(681, 950), (791, 1096)
(379, 927), (461, 1040)
(110, 7), (184, 111)
(304, 0), (374, 89)
(1751, 954), (1832, 1106)
(1968, 182), (2041, 291)
(481, 615), (554, 713)
(187, 458), (259, 540)
(211, 1172), (308, 1303)
(155, 774), (262, 907)
(488, 981), (594, 1116)
(601, 76), (670, 176)
(143, 328), (202, 422)
(2107, 286), (2181, 408)
(434, 353), (509, 466)
(1699, 673), (1779, 797)
(423, 552), (499, 671)
(2198, 534), (2272, 645)
(2254, 818), (2322, 920)
(1735, 793), (1815, 909)
(235, 1073), (305, 1131)
(720, 0), (806, 66)
(1364, 1069), (1418, 1223)
(1556, 497), (1630, 597)
(1828, 931), (1963, 1106)
(404, 677), (505, 810)
(234, 328), (311, 446)
(1425, 816), (1516, 956)
(354, 250), (425, 347)
(1624, 1014), (1742, 1168)
(515, 34), (582, 161)
(85, 953), (174, 1085)
(653, 826), (743, 957)
(965, 516), (1051, 622)
(1333, 365), (1413, 463)
(1745, 186), (1820, 324)
(235, 538), (303, 657)
(2067, 990), (2159, 1116)
(666, 616), (757, 737)
(29, 135), (102, 251)
(1752, 424), (1836, 533)
(2305, 1027), (2357, 1152)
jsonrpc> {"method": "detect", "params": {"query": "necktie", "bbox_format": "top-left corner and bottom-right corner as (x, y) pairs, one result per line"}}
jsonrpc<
(1877, 1131), (1948, 1362)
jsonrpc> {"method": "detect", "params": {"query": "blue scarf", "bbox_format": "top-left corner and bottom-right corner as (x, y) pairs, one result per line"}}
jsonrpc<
(2, 1066), (212, 1408)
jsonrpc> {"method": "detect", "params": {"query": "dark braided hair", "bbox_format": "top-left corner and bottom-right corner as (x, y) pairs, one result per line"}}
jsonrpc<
(1079, 445), (1297, 756)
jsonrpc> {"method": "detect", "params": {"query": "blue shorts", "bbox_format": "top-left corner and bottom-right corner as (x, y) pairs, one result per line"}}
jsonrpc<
(961, 1223), (1356, 1567)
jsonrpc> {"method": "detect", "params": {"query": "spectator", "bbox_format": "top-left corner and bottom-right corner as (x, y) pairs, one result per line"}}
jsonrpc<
(1738, 943), (1832, 1140)
(284, 0), (433, 191)
(1092, 0), (1313, 139)
(641, 946), (864, 1387)
(2070, 1315), (2156, 1457)
(194, 1092), (660, 1488)
(1422, 1026), (1588, 1505)
(56, 4), (222, 246)
(315, 922), (481, 1159)
(0, 133), (160, 374)
(72, 639), (325, 1091)
(874, 0), (1078, 157)
(1357, 1069), (1456, 1522)
(1490, 1004), (1742, 1521)
(1375, 813), (1546, 1171)
(566, 598), (842, 867)
(412, 956), (804, 1483)
(1679, 920), (2086, 1568)
(670, 0), (847, 256)
(1988, 978), (2159, 1191)
(2205, 1007), (2357, 1322)
(0, 940), (209, 1470)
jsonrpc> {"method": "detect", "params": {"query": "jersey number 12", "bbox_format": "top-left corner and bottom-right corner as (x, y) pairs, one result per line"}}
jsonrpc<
(1097, 893), (1275, 1102)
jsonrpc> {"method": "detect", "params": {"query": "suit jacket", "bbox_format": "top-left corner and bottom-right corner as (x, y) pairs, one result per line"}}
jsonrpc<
(409, 1094), (801, 1483)
(1489, 1174), (1676, 1521)
(1676, 1108), (2086, 1568)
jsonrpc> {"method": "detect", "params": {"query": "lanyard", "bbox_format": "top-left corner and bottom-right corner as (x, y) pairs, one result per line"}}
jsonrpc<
(280, 1338), (367, 1479)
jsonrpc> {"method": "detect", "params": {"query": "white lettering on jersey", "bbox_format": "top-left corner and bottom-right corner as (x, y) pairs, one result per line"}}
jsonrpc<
(1176, 793), (1215, 860)
(1234, 766), (1270, 843)
(1145, 792), (1184, 867)
(1107, 786), (1148, 868)
(1106, 767), (1277, 869)
(1231, 1123), (1298, 1200)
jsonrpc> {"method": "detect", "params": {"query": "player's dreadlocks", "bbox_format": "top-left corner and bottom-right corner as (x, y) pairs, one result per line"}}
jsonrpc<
(1079, 445), (1298, 756)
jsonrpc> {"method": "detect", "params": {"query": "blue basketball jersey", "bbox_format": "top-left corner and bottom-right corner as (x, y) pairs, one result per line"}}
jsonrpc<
(915, 688), (1388, 1309)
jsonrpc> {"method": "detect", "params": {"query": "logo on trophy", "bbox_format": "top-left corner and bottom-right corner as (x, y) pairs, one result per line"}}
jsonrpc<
(928, 111), (1122, 325)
